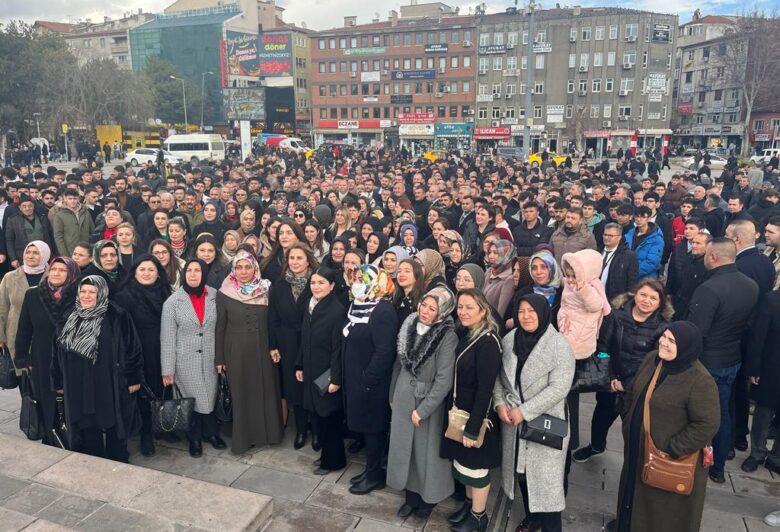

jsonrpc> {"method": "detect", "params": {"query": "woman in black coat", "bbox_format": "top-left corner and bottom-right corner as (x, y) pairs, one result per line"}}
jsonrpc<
(268, 243), (317, 449)
(192, 201), (228, 245)
(80, 240), (126, 296)
(295, 267), (347, 475)
(14, 257), (79, 446)
(342, 265), (398, 496)
(114, 254), (172, 457)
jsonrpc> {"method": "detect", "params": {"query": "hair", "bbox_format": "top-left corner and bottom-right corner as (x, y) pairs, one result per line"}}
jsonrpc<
(643, 191), (660, 202)
(604, 222), (623, 235)
(115, 222), (136, 246)
(148, 238), (179, 285)
(168, 217), (187, 234)
(727, 219), (757, 245)
(684, 216), (706, 230)
(281, 242), (319, 277)
(260, 217), (305, 270)
(766, 215), (780, 229)
(630, 278), (669, 316)
(634, 205), (652, 217)
(393, 258), (426, 309)
(456, 288), (499, 339)
(708, 236), (737, 262)
(302, 219), (326, 255)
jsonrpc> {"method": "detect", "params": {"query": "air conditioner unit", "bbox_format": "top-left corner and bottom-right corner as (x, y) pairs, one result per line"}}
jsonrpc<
(468, 109), (475, 115)
(439, 67), (446, 74)
(465, 117), (475, 122)
(578, 90), (587, 96)
(381, 70), (389, 75)
(350, 72), (357, 78)
(491, 120), (501, 127)
(462, 40), (472, 47)
(505, 93), (512, 99)
(478, 69), (488, 75)
(619, 90), (629, 96)
(703, 56), (709, 62)
(569, 36), (576, 43)
(444, 86), (451, 92)
(626, 35), (637, 42)
(435, 92), (443, 98)
(493, 93), (502, 99)
(697, 101), (704, 107)
(603, 120), (612, 127)
(579, 66), (588, 72)
(506, 44), (516, 50)
(622, 63), (633, 69)
(619, 115), (629, 121)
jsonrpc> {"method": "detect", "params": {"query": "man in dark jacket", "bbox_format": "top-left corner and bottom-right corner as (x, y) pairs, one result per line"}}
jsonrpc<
(512, 201), (552, 256)
(704, 194), (726, 237)
(725, 196), (755, 227)
(686, 238), (759, 483)
(667, 218), (708, 318)
(4, 195), (54, 267)
(600, 223), (639, 301)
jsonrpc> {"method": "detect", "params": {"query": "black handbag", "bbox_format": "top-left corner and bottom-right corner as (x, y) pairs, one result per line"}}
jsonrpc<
(50, 396), (70, 450)
(0, 346), (18, 390)
(313, 369), (331, 396)
(517, 384), (569, 450)
(151, 383), (194, 433)
(214, 374), (233, 423)
(570, 353), (612, 393)
(19, 374), (44, 440)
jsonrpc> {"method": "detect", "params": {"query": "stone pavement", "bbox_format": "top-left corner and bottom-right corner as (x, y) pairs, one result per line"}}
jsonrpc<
(0, 387), (777, 531)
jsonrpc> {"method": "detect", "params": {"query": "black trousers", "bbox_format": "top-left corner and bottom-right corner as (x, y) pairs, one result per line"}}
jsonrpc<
(517, 474), (563, 532)
(77, 426), (129, 463)
(315, 409), (346, 471)
(405, 489), (434, 510)
(567, 393), (580, 450)
(294, 404), (320, 436)
(589, 392), (621, 451)
(732, 365), (750, 443)
(363, 431), (387, 482)
(187, 411), (217, 443)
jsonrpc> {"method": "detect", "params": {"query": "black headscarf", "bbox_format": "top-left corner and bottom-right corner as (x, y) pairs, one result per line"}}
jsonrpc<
(660, 321), (702, 374)
(513, 293), (552, 367)
(366, 231), (389, 264)
(182, 258), (208, 297)
(120, 254), (172, 316)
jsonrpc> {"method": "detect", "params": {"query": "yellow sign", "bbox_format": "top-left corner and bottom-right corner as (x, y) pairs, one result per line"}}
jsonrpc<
(61, 124), (69, 134)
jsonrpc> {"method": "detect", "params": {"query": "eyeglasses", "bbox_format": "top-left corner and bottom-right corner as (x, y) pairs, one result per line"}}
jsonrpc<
(294, 213), (306, 218)
(603, 233), (621, 238)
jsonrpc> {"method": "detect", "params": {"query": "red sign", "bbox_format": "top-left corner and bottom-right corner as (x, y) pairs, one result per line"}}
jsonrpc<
(398, 112), (435, 124)
(584, 130), (611, 139)
(473, 126), (510, 140)
(317, 120), (383, 129)
(677, 102), (693, 115)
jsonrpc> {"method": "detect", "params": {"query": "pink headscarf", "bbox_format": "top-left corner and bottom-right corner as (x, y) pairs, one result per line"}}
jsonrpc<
(22, 241), (51, 275)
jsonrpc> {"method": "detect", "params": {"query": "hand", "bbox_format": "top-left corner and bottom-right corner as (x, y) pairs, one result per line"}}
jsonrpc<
(411, 410), (422, 428)
(0, 254), (5, 264)
(56, 389), (63, 394)
(295, 370), (303, 382)
(749, 376), (760, 385)
(162, 375), (174, 386)
(611, 379), (625, 393)
(462, 435), (478, 448)
(509, 407), (524, 426)
(496, 404), (513, 425)
(216, 365), (226, 374)
(269, 349), (280, 363)
(128, 384), (140, 394)
(327, 384), (340, 393)
(10, 260), (19, 269)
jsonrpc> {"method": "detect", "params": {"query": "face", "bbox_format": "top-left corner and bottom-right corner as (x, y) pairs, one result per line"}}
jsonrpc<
(268, 221), (280, 241)
(310, 273), (334, 300)
(402, 229), (415, 247)
(475, 208), (489, 226)
(234, 259), (255, 284)
(457, 294), (487, 329)
(634, 285), (661, 315)
(185, 262), (202, 288)
(196, 243), (216, 264)
(331, 242), (346, 262)
(203, 204), (217, 221)
(99, 245), (118, 270)
(691, 234), (708, 256)
(683, 223), (700, 241)
(634, 214), (649, 228)
(23, 245), (41, 267)
(20, 201), (34, 217)
(135, 260), (159, 286)
(105, 209), (121, 227)
(72, 246), (91, 267)
(78, 284), (98, 309)
(658, 329), (678, 361)
(396, 262), (415, 289)
(116, 227), (134, 247)
(152, 245), (171, 266)
(64, 195), (79, 210)
(343, 252), (361, 273)
(455, 270), (475, 291)
(418, 296), (440, 326)
(530, 257), (551, 285)
(287, 248), (309, 275)
(361, 223), (373, 241)
(517, 300), (540, 333)
(241, 212), (256, 229)
(564, 212), (582, 230)
(563, 265), (577, 285)
(382, 252), (397, 273)
(680, 203), (693, 217)
(765, 224), (780, 248)
(487, 245), (500, 267)
(450, 242), (463, 263)
(727, 199), (741, 213)
(277, 224), (298, 249)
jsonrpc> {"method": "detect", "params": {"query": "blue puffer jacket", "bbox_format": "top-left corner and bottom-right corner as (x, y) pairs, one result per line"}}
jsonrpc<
(624, 224), (665, 278)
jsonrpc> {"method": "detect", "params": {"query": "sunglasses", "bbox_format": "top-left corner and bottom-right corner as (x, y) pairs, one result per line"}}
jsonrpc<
(294, 212), (306, 218)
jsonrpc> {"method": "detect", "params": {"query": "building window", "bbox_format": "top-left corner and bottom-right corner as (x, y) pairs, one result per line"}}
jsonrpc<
(592, 79), (601, 92)
(521, 56), (528, 70)
(329, 38), (336, 49)
(536, 30), (546, 43)
(507, 83), (515, 95)
(450, 106), (458, 117)
(493, 57), (503, 70)
(595, 27), (604, 40)
(582, 28), (591, 41)
(625, 24), (638, 39)
(603, 105), (612, 118)
(416, 33), (424, 45)
(594, 53), (603, 67)
(494, 32), (504, 45)
(620, 78), (634, 92)
(478, 107), (488, 119)
(451, 56), (459, 68)
(619, 105), (631, 117)
(623, 51), (636, 66)
(463, 81), (471, 93)
(479, 33), (490, 46)
(642, 51), (648, 68)
(607, 52), (616, 66)
(609, 25), (618, 39)
(522, 32), (529, 44)
(505, 107), (515, 118)
(590, 105), (600, 118)
(569, 54), (576, 68)
(507, 32), (518, 46)
(464, 56), (471, 68)
(534, 82), (544, 94)
(579, 79), (587, 92)
(492, 83), (501, 94)
(570, 28), (577, 41)
(567, 79), (574, 93)
(605, 78), (614, 92)
(533, 106), (542, 118)
(535, 55), (544, 69)
(507, 56), (517, 69)
(580, 54), (589, 68)
(318, 63), (326, 73)
(492, 107), (501, 119)
(566, 105), (573, 118)
(518, 107), (526, 118)
(415, 58), (423, 69)
(319, 108), (327, 119)
(478, 84), (487, 95)
(479, 57), (488, 73)
(318, 39), (325, 50)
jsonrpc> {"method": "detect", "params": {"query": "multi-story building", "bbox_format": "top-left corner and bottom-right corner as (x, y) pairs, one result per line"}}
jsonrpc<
(35, 12), (154, 69)
(475, 6), (677, 155)
(310, 4), (476, 151)
(750, 112), (780, 151)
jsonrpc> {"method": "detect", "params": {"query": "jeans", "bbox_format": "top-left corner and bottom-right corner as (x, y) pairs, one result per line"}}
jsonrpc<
(732, 364), (750, 443)
(750, 405), (780, 466)
(708, 363), (741, 475)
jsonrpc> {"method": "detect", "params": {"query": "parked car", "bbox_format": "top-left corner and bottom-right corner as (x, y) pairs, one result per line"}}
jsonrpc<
(124, 148), (181, 166)
(683, 154), (728, 171)
(750, 148), (780, 166)
(528, 152), (567, 167)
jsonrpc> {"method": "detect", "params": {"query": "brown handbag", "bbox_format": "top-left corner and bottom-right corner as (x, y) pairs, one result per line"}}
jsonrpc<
(641, 363), (699, 495)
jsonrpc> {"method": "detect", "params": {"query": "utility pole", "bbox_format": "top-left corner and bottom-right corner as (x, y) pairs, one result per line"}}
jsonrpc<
(170, 76), (188, 131)
(33, 113), (41, 138)
(200, 71), (214, 131)
(522, 0), (536, 160)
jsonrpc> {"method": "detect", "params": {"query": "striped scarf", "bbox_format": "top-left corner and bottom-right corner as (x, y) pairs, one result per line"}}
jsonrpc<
(57, 275), (109, 364)
(342, 299), (380, 337)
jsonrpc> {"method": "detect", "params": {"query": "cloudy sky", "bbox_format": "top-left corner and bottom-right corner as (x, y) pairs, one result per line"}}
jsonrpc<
(1, 0), (769, 30)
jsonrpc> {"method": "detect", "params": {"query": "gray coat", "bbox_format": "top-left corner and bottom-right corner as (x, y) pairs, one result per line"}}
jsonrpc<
(494, 326), (575, 511)
(387, 314), (458, 504)
(160, 288), (218, 414)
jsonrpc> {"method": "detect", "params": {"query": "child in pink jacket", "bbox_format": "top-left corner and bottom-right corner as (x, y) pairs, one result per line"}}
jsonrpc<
(557, 249), (612, 359)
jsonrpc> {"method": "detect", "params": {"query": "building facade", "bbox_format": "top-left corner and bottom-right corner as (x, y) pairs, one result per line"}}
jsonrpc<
(475, 7), (677, 155)
(750, 112), (780, 151)
(309, 9), (477, 150)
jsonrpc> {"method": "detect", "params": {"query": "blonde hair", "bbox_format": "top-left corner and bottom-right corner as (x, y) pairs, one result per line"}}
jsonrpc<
(115, 222), (137, 245)
(456, 288), (499, 339)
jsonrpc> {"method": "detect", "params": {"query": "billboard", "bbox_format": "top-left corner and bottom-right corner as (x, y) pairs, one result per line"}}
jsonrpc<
(223, 88), (266, 121)
(225, 31), (260, 80)
(652, 24), (672, 43)
(391, 69), (436, 80)
(258, 33), (293, 77)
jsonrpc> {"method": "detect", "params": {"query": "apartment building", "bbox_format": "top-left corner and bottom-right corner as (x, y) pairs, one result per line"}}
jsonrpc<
(475, 7), (677, 154)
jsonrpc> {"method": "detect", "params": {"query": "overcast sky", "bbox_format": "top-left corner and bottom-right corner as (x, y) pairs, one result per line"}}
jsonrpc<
(1, 0), (765, 31)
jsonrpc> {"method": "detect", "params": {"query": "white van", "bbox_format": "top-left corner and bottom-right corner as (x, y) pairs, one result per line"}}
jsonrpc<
(750, 148), (780, 166)
(162, 134), (226, 163)
(279, 137), (307, 153)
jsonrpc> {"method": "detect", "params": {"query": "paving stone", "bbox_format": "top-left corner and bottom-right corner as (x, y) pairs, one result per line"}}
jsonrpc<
(232, 465), (321, 503)
(246, 446), (344, 482)
(21, 519), (76, 532)
(745, 515), (778, 531)
(0, 392), (21, 413)
(34, 495), (104, 528)
(565, 481), (617, 515)
(306, 481), (406, 526)
(701, 508), (749, 532)
(0, 474), (31, 500)
(0, 410), (17, 425)
(263, 499), (358, 531)
(0, 434), (69, 481)
(353, 517), (414, 531)
(704, 485), (779, 519)
(127, 475), (272, 531)
(0, 506), (36, 530)
(132, 445), (250, 486)
(33, 453), (165, 505)
(1, 484), (63, 515)
(0, 418), (27, 439)
(568, 463), (605, 491)
(730, 472), (780, 499)
(334, 462), (366, 486)
(78, 503), (175, 531)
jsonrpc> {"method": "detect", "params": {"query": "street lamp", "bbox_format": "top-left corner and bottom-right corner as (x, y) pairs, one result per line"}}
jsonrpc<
(169, 75), (188, 130)
(200, 71), (214, 132)
(32, 113), (41, 138)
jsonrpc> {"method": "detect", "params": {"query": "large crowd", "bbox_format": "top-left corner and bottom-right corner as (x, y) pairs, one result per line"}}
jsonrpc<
(0, 144), (779, 532)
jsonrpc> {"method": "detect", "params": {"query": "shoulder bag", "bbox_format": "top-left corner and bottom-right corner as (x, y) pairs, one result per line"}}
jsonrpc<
(444, 332), (498, 449)
(570, 352), (612, 393)
(19, 374), (44, 440)
(215, 373), (233, 423)
(0, 346), (18, 390)
(641, 362), (698, 495)
(151, 383), (195, 433)
(518, 382), (569, 451)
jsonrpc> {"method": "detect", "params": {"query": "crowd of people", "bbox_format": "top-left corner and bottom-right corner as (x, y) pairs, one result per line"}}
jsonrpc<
(0, 143), (779, 532)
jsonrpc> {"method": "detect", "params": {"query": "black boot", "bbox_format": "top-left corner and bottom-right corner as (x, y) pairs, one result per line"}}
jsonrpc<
(140, 433), (156, 457)
(311, 433), (321, 452)
(188, 439), (203, 458)
(450, 510), (488, 532)
(294, 432), (307, 450)
(447, 498), (472, 525)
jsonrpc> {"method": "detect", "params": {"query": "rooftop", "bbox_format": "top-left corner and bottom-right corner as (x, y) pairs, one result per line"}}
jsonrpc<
(33, 21), (77, 33)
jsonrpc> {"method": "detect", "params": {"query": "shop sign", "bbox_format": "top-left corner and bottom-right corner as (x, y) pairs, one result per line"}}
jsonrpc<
(391, 95), (413, 104)
(677, 102), (693, 114)
(435, 122), (474, 137)
(398, 112), (435, 124)
(424, 44), (448, 53)
(343, 47), (386, 56)
(647, 112), (661, 120)
(361, 71), (380, 82)
(478, 45), (506, 55)
(391, 69), (436, 80)
(533, 43), (552, 53)
(399, 123), (435, 136)
(473, 126), (510, 139)
(652, 24), (672, 43)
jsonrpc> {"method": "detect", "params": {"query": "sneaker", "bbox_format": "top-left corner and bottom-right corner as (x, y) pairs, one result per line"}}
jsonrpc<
(741, 456), (762, 473)
(764, 510), (780, 527)
(572, 445), (604, 463)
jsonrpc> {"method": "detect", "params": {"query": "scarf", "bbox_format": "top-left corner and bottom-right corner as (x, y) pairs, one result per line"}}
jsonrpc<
(529, 249), (561, 301)
(42, 256), (79, 302)
(284, 268), (311, 301)
(91, 240), (120, 281)
(21, 240), (51, 275)
(421, 285), (456, 323)
(415, 249), (445, 286)
(222, 230), (241, 260)
(458, 263), (485, 290)
(342, 265), (395, 336)
(489, 239), (516, 275)
(661, 321), (702, 374)
(513, 293), (552, 371)
(219, 251), (270, 305)
(182, 258), (208, 297)
(57, 275), (110, 364)
(397, 313), (454, 376)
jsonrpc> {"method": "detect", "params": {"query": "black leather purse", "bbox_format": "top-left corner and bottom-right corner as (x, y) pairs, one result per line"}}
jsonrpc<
(0, 346), (18, 390)
(570, 353), (612, 393)
(215, 374), (233, 423)
(151, 384), (194, 433)
(517, 383), (569, 450)
(19, 374), (43, 440)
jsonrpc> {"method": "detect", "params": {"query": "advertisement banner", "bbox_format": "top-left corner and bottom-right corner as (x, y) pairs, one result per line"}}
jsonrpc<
(473, 126), (510, 140)
(435, 122), (474, 138)
(240, 120), (251, 160)
(677, 102), (693, 114)
(391, 95), (413, 104)
(647, 72), (667, 93)
(222, 88), (266, 121)
(478, 45), (506, 55)
(398, 112), (435, 124)
(399, 124), (435, 137)
(424, 44), (448, 53)
(343, 47), (386, 56)
(317, 120), (385, 129)
(258, 33), (292, 77)
(652, 24), (672, 43)
(361, 71), (381, 82)
(392, 70), (436, 80)
(225, 31), (260, 79)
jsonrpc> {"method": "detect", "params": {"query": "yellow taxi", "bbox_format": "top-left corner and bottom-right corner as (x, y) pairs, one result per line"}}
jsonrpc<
(422, 149), (446, 163)
(527, 152), (568, 167)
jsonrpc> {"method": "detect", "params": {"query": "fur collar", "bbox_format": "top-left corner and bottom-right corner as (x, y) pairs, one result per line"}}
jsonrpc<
(397, 313), (454, 376)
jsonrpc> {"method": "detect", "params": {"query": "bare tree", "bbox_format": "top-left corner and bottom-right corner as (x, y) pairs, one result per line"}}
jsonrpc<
(720, 11), (780, 156)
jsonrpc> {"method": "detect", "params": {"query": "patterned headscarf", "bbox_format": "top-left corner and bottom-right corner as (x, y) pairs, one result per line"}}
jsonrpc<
(414, 249), (445, 286)
(529, 249), (562, 300)
(219, 251), (270, 305)
(351, 264), (395, 302)
(420, 286), (456, 324)
(439, 230), (466, 257)
(488, 239), (516, 274)
(43, 256), (80, 301)
(91, 240), (121, 281)
(57, 275), (110, 363)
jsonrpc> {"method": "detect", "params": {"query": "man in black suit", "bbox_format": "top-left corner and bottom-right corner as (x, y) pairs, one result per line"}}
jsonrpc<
(599, 222), (639, 301)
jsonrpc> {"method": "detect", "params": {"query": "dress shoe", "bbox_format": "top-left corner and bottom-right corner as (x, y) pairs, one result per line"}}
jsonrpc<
(708, 470), (726, 483)
(311, 433), (321, 452)
(140, 434), (156, 457)
(350, 470), (367, 485)
(765, 461), (780, 475)
(348, 477), (385, 495)
(449, 510), (488, 532)
(727, 448), (736, 460)
(734, 438), (749, 452)
(313, 458), (321, 466)
(294, 432), (307, 450)
(188, 439), (203, 458)
(313, 466), (330, 476)
(207, 435), (227, 449)
(347, 439), (365, 454)
(414, 507), (433, 520)
(397, 504), (415, 518)
(447, 499), (471, 525)
(515, 516), (541, 532)
(741, 456), (761, 473)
